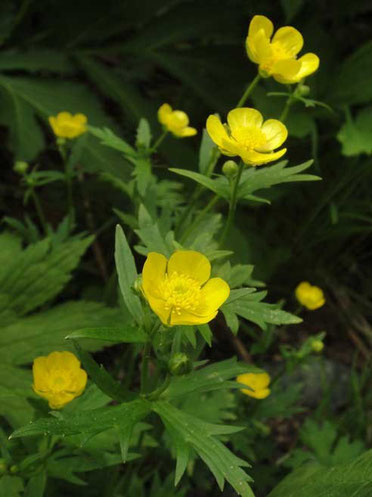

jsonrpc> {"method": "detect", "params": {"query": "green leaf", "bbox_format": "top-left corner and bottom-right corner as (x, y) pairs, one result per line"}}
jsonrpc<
(163, 358), (262, 399)
(153, 401), (254, 497)
(170, 168), (230, 199)
(198, 129), (217, 174)
(333, 41), (372, 105)
(238, 160), (320, 199)
(0, 51), (73, 73)
(337, 107), (372, 156)
(88, 125), (136, 159)
(0, 476), (24, 497)
(135, 204), (172, 256)
(72, 341), (135, 403)
(65, 326), (147, 343)
(115, 225), (143, 324)
(268, 450), (372, 497)
(136, 118), (152, 149)
(24, 471), (46, 497)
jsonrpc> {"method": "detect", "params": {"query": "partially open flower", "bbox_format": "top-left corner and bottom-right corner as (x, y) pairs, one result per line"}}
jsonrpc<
(141, 250), (230, 326)
(246, 15), (319, 84)
(237, 372), (271, 399)
(206, 108), (287, 166)
(158, 104), (197, 138)
(33, 351), (87, 409)
(49, 112), (87, 139)
(295, 281), (325, 310)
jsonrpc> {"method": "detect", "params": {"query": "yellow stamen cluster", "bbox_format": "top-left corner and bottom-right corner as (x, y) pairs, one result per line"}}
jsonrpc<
(160, 271), (201, 316)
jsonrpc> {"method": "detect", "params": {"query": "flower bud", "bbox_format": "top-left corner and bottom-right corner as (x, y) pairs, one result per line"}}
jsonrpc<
(13, 161), (29, 175)
(168, 353), (192, 376)
(311, 340), (324, 353)
(296, 84), (310, 97)
(222, 160), (239, 178)
(10, 464), (18, 474)
(133, 276), (143, 296)
(56, 137), (67, 147)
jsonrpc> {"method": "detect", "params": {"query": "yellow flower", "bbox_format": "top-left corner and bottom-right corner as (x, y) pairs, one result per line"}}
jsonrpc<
(246, 15), (319, 84)
(32, 351), (87, 409)
(158, 103), (197, 138)
(141, 250), (230, 326)
(206, 108), (287, 166)
(237, 372), (271, 399)
(295, 281), (325, 310)
(48, 112), (87, 139)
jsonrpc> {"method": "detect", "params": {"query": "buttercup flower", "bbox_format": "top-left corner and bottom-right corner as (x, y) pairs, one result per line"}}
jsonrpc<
(246, 15), (319, 84)
(49, 112), (87, 139)
(158, 104), (197, 138)
(206, 108), (287, 166)
(33, 351), (87, 409)
(237, 372), (271, 399)
(295, 281), (325, 310)
(141, 250), (230, 326)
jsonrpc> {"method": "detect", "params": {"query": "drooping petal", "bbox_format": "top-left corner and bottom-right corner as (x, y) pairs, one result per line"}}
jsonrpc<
(227, 108), (263, 133)
(272, 26), (303, 57)
(296, 53), (320, 79)
(145, 293), (171, 325)
(271, 58), (302, 84)
(206, 115), (231, 148)
(196, 277), (230, 315)
(167, 250), (211, 285)
(158, 103), (173, 125)
(248, 15), (274, 40)
(239, 147), (287, 166)
(169, 308), (218, 326)
(259, 119), (288, 151)
(175, 126), (197, 138)
(142, 252), (168, 299)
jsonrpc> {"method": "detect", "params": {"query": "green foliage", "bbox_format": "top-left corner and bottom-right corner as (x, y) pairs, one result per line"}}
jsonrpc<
(337, 107), (372, 156)
(268, 450), (372, 497)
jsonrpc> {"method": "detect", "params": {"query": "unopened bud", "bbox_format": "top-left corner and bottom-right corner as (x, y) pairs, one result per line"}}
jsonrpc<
(296, 84), (310, 97)
(133, 276), (143, 296)
(10, 464), (18, 474)
(168, 353), (192, 376)
(13, 161), (29, 175)
(222, 160), (239, 178)
(0, 459), (7, 475)
(311, 340), (324, 353)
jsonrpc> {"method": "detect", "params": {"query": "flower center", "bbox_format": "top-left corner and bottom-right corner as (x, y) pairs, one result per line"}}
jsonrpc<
(50, 374), (68, 393)
(160, 271), (201, 315)
(231, 126), (266, 151)
(260, 42), (290, 74)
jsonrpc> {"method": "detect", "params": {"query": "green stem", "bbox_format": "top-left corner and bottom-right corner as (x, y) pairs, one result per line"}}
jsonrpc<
(150, 130), (168, 153)
(236, 74), (261, 108)
(180, 195), (220, 243)
(65, 162), (74, 231)
(140, 341), (151, 394)
(30, 188), (48, 234)
(219, 162), (244, 245)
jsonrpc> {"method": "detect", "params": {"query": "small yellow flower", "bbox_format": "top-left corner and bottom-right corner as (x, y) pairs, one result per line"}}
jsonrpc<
(237, 372), (271, 399)
(295, 281), (325, 310)
(158, 103), (197, 138)
(32, 351), (87, 409)
(48, 112), (87, 139)
(141, 250), (230, 326)
(246, 15), (319, 84)
(206, 107), (287, 166)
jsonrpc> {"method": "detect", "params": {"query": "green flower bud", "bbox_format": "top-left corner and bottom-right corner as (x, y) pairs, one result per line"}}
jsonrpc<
(296, 84), (310, 97)
(222, 160), (239, 178)
(13, 161), (29, 175)
(311, 340), (324, 353)
(133, 276), (143, 296)
(10, 464), (18, 474)
(168, 353), (192, 376)
(56, 137), (66, 147)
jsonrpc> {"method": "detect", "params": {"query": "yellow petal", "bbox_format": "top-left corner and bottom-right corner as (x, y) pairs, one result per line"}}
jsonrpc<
(71, 369), (88, 394)
(272, 26), (303, 57)
(49, 392), (76, 409)
(145, 292), (171, 325)
(57, 111), (73, 121)
(250, 387), (271, 399)
(158, 103), (172, 125)
(296, 53), (319, 79)
(197, 277), (230, 315)
(239, 147), (287, 166)
(169, 309), (218, 326)
(176, 126), (197, 138)
(248, 15), (274, 40)
(74, 113), (88, 125)
(206, 115), (230, 148)
(142, 252), (168, 299)
(271, 58), (302, 84)
(46, 351), (80, 371)
(32, 357), (50, 392)
(259, 119), (288, 151)
(167, 250), (211, 285)
(170, 110), (189, 128)
(227, 107), (263, 133)
(250, 29), (273, 66)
